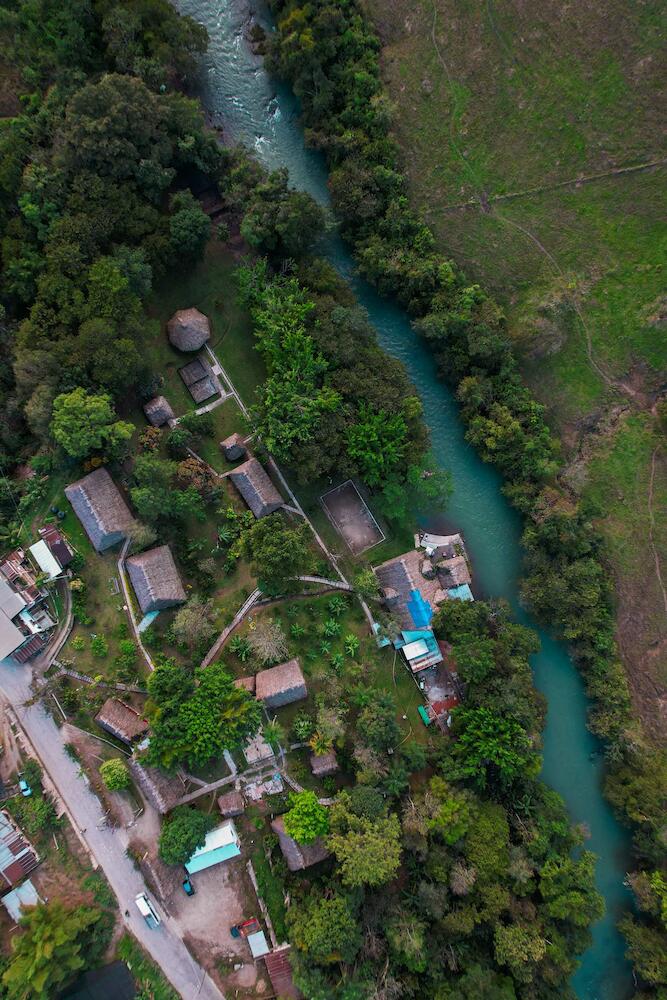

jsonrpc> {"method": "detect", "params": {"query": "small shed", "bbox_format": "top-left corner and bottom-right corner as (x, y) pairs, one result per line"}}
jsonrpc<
(218, 789), (245, 818)
(255, 658), (307, 709)
(28, 539), (61, 580)
(310, 751), (339, 777)
(95, 698), (149, 746)
(143, 395), (174, 427)
(184, 821), (241, 874)
(1, 879), (41, 921)
(39, 526), (73, 568)
(125, 544), (186, 614)
(247, 930), (270, 959)
(220, 433), (247, 462)
(64, 469), (134, 553)
(229, 458), (283, 519)
(270, 816), (330, 872)
(167, 308), (211, 352)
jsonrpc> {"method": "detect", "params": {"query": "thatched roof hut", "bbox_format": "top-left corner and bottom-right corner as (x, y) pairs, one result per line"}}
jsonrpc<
(439, 555), (471, 588)
(218, 789), (245, 817)
(167, 308), (211, 352)
(270, 816), (330, 871)
(128, 759), (185, 814)
(220, 433), (246, 462)
(229, 458), (283, 519)
(255, 658), (307, 709)
(64, 469), (134, 552)
(143, 395), (174, 427)
(95, 698), (149, 746)
(125, 545), (186, 614)
(310, 751), (339, 777)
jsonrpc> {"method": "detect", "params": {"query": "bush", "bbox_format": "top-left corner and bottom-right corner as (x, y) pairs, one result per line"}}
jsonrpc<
(159, 807), (216, 866)
(90, 635), (108, 658)
(99, 758), (131, 791)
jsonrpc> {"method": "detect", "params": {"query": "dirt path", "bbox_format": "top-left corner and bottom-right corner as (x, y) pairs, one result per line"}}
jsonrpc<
(648, 447), (667, 616)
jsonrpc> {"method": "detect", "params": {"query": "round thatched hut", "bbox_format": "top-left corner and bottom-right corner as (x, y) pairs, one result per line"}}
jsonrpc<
(167, 308), (211, 352)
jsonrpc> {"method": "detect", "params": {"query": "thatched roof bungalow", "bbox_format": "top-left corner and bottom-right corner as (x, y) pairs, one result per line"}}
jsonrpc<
(229, 458), (283, 519)
(95, 698), (149, 746)
(125, 544), (186, 614)
(64, 469), (134, 552)
(128, 759), (185, 814)
(167, 308), (211, 352)
(310, 751), (339, 777)
(255, 658), (306, 709)
(220, 433), (246, 462)
(143, 395), (175, 427)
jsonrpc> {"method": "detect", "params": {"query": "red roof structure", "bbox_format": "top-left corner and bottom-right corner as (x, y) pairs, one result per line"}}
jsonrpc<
(263, 946), (301, 998)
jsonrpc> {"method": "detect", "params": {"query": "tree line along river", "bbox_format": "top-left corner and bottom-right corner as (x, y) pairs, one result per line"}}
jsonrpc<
(174, 1), (634, 995)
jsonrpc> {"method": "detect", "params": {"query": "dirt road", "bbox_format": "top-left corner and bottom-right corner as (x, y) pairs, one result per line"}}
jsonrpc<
(0, 660), (224, 1000)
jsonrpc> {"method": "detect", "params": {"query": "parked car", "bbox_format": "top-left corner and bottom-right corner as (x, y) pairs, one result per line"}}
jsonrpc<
(182, 875), (195, 897)
(18, 778), (32, 797)
(135, 893), (160, 929)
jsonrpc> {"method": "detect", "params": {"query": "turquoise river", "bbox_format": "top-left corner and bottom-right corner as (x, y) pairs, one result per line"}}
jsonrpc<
(176, 1), (634, 995)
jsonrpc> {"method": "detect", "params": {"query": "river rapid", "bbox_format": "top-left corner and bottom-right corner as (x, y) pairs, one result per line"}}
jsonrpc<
(174, 2), (634, 995)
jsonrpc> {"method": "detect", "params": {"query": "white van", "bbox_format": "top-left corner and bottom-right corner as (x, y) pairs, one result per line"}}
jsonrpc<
(135, 892), (161, 929)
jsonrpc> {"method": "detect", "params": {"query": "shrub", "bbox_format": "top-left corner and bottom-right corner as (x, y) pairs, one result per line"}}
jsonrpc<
(99, 758), (131, 791)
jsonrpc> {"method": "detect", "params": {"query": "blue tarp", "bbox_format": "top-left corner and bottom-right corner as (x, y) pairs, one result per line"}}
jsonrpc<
(406, 589), (433, 627)
(138, 610), (160, 632)
(447, 584), (474, 602)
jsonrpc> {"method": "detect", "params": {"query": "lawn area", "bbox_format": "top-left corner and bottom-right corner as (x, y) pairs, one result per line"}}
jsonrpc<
(224, 593), (431, 746)
(61, 546), (141, 683)
(366, 0), (666, 430)
(148, 239), (265, 408)
(581, 412), (667, 740)
(192, 398), (249, 473)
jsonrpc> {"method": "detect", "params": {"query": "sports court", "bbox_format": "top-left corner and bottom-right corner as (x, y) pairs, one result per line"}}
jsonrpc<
(320, 480), (384, 556)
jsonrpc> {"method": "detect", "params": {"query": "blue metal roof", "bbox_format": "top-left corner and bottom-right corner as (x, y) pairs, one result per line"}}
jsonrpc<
(185, 841), (241, 874)
(447, 584), (474, 602)
(406, 589), (433, 627)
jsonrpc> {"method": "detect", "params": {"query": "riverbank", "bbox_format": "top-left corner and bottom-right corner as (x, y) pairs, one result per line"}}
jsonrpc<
(171, 0), (637, 995)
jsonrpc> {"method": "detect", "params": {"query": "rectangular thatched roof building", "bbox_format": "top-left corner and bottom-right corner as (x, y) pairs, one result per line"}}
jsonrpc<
(125, 544), (186, 614)
(65, 468), (134, 552)
(128, 759), (185, 814)
(95, 698), (149, 745)
(229, 458), (283, 519)
(255, 658), (306, 709)
(270, 816), (330, 871)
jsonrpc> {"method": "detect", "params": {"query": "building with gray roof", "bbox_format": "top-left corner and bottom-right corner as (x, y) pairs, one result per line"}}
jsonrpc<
(64, 469), (134, 552)
(143, 395), (175, 427)
(125, 544), (186, 614)
(255, 658), (307, 708)
(229, 458), (283, 519)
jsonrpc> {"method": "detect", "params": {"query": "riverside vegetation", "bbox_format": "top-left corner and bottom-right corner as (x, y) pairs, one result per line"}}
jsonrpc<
(266, 0), (667, 993)
(0, 1), (658, 998)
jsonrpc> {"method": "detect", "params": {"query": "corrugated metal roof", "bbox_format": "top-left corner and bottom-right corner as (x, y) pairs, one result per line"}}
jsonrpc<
(28, 540), (60, 579)
(184, 821), (241, 874)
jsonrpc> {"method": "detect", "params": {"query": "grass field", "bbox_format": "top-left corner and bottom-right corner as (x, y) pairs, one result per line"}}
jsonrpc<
(364, 0), (667, 735)
(147, 240), (265, 408)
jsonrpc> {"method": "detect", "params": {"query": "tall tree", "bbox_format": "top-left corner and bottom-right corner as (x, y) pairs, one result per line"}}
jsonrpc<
(50, 387), (134, 459)
(2, 902), (108, 1000)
